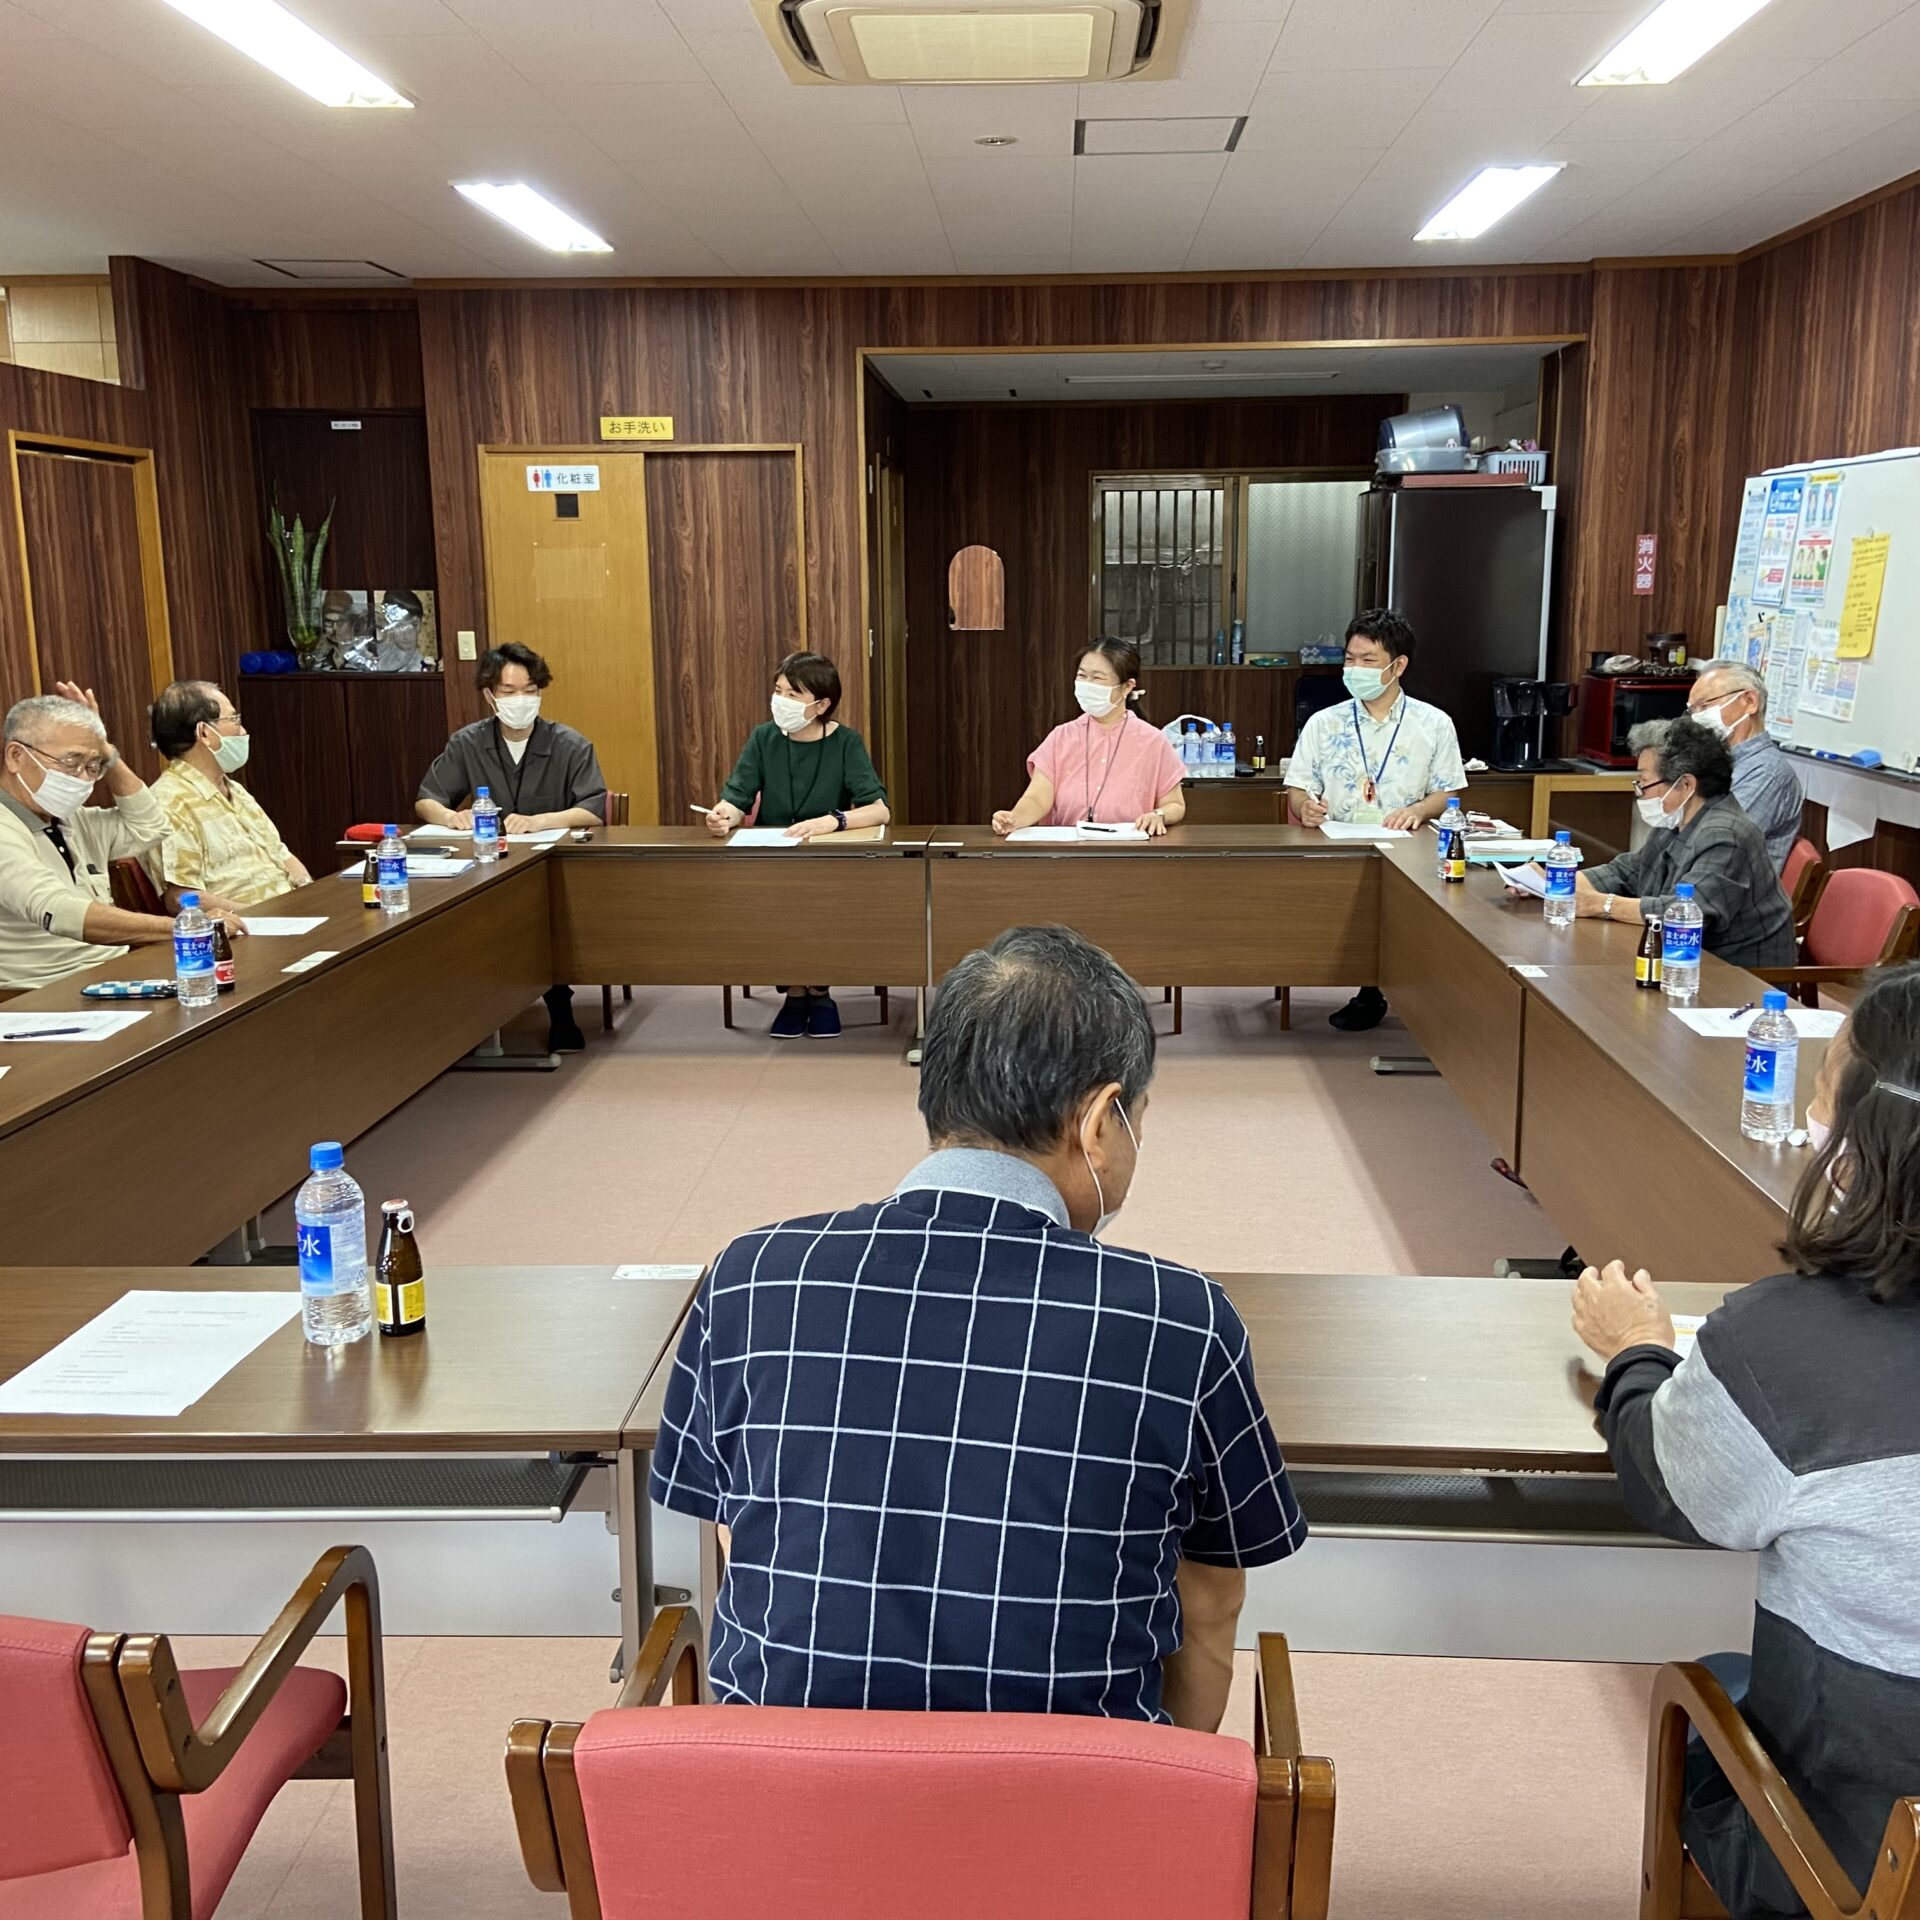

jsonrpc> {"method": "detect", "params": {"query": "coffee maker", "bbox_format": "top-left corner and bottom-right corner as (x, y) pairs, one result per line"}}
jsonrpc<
(1490, 677), (1579, 771)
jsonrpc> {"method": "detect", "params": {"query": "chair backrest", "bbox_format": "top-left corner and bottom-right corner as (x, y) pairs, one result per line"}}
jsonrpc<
(0, 1615), (133, 1879)
(570, 1705), (1257, 1920)
(110, 856), (166, 916)
(1783, 838), (1822, 923)
(1805, 868), (1920, 967)
(603, 791), (630, 827)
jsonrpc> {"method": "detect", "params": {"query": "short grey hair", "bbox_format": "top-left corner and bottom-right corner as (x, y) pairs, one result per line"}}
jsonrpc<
(1628, 714), (1734, 799)
(1695, 661), (1767, 720)
(3, 695), (105, 746)
(919, 925), (1156, 1152)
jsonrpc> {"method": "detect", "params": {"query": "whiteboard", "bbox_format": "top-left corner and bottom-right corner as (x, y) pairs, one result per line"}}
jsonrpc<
(1718, 447), (1919, 774)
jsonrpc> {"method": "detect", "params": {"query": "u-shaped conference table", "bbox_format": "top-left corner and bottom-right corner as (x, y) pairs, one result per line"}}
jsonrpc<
(0, 824), (1812, 1666)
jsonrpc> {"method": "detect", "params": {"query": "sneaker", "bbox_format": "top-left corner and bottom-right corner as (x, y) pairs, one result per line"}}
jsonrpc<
(1328, 986), (1388, 1032)
(770, 996), (810, 1039)
(547, 1016), (586, 1054)
(807, 995), (843, 1039)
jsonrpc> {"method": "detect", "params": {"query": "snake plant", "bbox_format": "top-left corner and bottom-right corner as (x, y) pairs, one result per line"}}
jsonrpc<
(268, 496), (333, 667)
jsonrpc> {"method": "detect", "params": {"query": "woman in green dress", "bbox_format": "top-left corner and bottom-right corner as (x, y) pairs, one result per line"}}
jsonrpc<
(702, 651), (890, 1038)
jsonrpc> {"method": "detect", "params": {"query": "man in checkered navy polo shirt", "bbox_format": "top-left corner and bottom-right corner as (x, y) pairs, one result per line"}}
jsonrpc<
(652, 923), (1303, 1730)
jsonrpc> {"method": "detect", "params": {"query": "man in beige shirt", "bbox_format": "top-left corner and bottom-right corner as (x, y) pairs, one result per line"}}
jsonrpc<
(147, 680), (310, 909)
(0, 683), (183, 990)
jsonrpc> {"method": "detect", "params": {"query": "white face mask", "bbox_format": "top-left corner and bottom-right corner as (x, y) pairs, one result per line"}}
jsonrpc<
(492, 692), (541, 731)
(1082, 1098), (1140, 1238)
(1074, 678), (1120, 718)
(1693, 699), (1738, 739)
(1807, 1112), (1833, 1155)
(771, 691), (815, 734)
(1636, 790), (1681, 831)
(210, 727), (251, 774)
(17, 747), (96, 821)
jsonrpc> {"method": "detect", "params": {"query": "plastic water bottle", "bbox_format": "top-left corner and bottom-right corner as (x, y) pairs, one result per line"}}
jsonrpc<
(471, 785), (501, 864)
(1221, 723), (1237, 774)
(1181, 724), (1200, 772)
(173, 892), (217, 1007)
(1661, 882), (1705, 1002)
(1740, 991), (1799, 1144)
(1436, 799), (1467, 883)
(295, 1142), (372, 1347)
(376, 823), (410, 914)
(1543, 830), (1578, 928)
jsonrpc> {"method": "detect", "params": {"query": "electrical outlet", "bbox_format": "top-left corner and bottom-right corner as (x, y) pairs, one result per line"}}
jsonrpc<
(456, 630), (477, 660)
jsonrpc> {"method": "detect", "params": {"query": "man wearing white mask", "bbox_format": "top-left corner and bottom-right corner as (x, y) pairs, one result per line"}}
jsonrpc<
(1574, 716), (1795, 966)
(148, 680), (308, 910)
(419, 643), (607, 1050)
(651, 925), (1303, 1728)
(1287, 609), (1468, 1031)
(0, 683), (182, 989)
(1685, 662), (1804, 874)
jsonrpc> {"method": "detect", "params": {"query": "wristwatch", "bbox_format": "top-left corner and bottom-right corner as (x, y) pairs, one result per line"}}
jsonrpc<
(1602, 894), (1614, 918)
(831, 809), (848, 833)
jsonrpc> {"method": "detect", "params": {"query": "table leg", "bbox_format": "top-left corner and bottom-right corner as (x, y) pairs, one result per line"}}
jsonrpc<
(613, 1446), (655, 1683)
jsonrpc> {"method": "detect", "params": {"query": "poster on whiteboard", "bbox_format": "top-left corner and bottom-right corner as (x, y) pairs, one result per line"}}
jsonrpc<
(1728, 476), (1769, 596)
(1753, 474), (1806, 606)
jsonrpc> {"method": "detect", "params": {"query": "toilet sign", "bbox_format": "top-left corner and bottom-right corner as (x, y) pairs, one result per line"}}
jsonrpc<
(1633, 532), (1658, 596)
(526, 464), (600, 492)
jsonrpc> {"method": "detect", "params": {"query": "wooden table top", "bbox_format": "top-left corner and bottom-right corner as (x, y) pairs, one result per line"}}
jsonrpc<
(0, 1267), (699, 1454)
(0, 854), (537, 1144)
(584, 826), (935, 855)
(923, 824), (1362, 855)
(1218, 1271), (1733, 1473)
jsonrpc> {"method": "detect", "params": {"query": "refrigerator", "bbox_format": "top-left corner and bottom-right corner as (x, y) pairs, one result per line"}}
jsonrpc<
(1354, 483), (1557, 763)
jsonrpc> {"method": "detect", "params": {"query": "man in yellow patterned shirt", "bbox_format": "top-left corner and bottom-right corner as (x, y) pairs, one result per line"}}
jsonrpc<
(148, 681), (310, 910)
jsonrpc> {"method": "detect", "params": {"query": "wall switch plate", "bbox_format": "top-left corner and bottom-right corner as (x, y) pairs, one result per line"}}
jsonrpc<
(456, 630), (477, 660)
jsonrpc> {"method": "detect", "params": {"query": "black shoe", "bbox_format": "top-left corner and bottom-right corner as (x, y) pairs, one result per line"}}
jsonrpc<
(547, 1017), (586, 1054)
(770, 996), (810, 1039)
(806, 995), (843, 1038)
(1329, 987), (1388, 1032)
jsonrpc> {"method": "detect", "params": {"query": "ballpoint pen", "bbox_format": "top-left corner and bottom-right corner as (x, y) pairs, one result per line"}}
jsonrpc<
(1727, 1002), (1757, 1022)
(2, 1027), (86, 1040)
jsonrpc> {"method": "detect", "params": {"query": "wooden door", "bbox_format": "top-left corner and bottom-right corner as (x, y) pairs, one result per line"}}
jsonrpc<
(15, 442), (172, 770)
(478, 452), (657, 821)
(645, 449), (805, 820)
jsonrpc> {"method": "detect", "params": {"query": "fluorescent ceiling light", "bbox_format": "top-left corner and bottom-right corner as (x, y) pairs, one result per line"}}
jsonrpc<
(1415, 165), (1562, 242)
(158, 0), (411, 107)
(1578, 0), (1775, 86)
(453, 183), (613, 254)
(1062, 371), (1340, 385)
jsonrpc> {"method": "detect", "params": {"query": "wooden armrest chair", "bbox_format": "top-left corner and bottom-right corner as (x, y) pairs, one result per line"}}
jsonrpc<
(1782, 837), (1826, 941)
(110, 856), (168, 916)
(508, 1607), (1334, 1919)
(0, 1544), (394, 1919)
(1641, 1661), (1919, 1920)
(1753, 869), (1920, 1009)
(599, 791), (632, 1031)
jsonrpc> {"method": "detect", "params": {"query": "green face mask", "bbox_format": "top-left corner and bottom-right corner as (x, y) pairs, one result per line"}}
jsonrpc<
(1344, 665), (1393, 703)
(211, 729), (251, 774)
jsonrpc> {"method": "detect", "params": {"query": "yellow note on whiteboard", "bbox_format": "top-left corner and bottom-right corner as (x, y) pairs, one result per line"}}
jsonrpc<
(1838, 533), (1890, 659)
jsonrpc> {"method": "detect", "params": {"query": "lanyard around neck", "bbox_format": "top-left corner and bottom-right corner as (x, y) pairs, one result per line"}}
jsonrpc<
(1350, 700), (1406, 805)
(1083, 714), (1127, 821)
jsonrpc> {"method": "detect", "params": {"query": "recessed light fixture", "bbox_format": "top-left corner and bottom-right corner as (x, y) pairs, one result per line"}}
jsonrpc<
(453, 182), (613, 254)
(158, 0), (411, 107)
(1578, 0), (1776, 87)
(1415, 165), (1563, 242)
(974, 134), (1019, 145)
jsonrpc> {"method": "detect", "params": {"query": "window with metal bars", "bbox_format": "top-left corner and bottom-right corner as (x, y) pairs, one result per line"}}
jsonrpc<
(1096, 482), (1228, 666)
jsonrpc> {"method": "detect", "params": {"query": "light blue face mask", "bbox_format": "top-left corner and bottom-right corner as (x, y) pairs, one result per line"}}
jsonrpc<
(1344, 664), (1395, 704)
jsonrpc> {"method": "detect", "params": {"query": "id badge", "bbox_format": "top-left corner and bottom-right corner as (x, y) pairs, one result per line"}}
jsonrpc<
(1350, 802), (1386, 825)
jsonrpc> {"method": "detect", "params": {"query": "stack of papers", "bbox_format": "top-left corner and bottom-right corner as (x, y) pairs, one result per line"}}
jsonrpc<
(338, 855), (474, 879)
(0, 1010), (150, 1043)
(1319, 822), (1411, 842)
(1669, 1006), (1845, 1039)
(1006, 824), (1150, 844)
(726, 828), (800, 849)
(1467, 839), (1562, 864)
(1498, 863), (1551, 899)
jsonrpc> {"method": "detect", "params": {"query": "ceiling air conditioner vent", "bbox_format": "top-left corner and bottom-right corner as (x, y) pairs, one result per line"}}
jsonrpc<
(764, 0), (1175, 84)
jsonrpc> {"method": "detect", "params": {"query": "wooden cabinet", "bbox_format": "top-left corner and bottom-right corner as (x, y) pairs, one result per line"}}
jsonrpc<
(240, 672), (450, 876)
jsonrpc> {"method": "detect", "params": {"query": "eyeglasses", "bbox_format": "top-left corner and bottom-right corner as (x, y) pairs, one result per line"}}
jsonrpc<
(24, 743), (110, 781)
(1632, 777), (1673, 799)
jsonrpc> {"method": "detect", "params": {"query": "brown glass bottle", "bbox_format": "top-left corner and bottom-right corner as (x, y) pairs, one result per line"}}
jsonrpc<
(374, 1201), (426, 1337)
(1635, 915), (1664, 991)
(213, 920), (236, 991)
(361, 849), (380, 908)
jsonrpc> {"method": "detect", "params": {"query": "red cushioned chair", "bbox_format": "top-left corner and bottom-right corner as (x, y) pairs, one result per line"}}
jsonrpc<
(109, 857), (168, 917)
(0, 1546), (395, 1919)
(507, 1606), (1334, 1920)
(1754, 867), (1920, 1008)
(1781, 837), (1826, 940)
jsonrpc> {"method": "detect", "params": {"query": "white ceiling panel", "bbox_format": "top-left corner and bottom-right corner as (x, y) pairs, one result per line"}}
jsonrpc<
(0, 0), (1915, 283)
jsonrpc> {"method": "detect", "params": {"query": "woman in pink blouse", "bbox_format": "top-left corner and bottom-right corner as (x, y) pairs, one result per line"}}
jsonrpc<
(991, 641), (1188, 837)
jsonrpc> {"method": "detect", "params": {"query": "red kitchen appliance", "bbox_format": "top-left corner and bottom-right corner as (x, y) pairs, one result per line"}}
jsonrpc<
(1576, 671), (1695, 767)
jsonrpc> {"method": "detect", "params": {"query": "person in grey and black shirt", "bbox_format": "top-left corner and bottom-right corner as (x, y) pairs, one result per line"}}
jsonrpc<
(1571, 715), (1795, 967)
(1572, 964), (1920, 1920)
(417, 642), (606, 1051)
(1686, 662), (1805, 875)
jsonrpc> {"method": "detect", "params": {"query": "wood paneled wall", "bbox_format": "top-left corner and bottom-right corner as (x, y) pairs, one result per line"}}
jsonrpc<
(901, 396), (1392, 822)
(647, 448), (805, 818)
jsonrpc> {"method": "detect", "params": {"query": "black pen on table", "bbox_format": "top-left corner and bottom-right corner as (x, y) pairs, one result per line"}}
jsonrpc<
(1726, 1002), (1757, 1022)
(2, 1026), (86, 1040)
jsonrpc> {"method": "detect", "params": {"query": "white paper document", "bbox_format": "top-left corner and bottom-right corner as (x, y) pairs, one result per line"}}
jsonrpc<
(1672, 1314), (1706, 1358)
(1006, 824), (1149, 843)
(507, 830), (566, 846)
(1498, 862), (1551, 899)
(1670, 1006), (1845, 1039)
(242, 916), (327, 936)
(1006, 827), (1083, 843)
(613, 1264), (706, 1282)
(726, 828), (800, 848)
(1468, 840), (1560, 863)
(1319, 822), (1411, 842)
(339, 856), (474, 879)
(0, 1290), (300, 1418)
(406, 824), (464, 840)
(0, 1010), (150, 1043)
(282, 951), (339, 975)
(411, 825), (562, 848)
